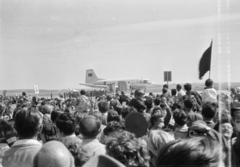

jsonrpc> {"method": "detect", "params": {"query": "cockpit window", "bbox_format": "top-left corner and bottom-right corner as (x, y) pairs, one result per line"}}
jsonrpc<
(143, 80), (148, 83)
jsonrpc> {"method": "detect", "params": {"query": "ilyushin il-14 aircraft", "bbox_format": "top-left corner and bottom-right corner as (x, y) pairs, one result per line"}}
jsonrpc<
(79, 69), (161, 92)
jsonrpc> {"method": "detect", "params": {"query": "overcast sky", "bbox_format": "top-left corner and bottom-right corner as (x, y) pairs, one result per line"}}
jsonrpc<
(1, 0), (240, 89)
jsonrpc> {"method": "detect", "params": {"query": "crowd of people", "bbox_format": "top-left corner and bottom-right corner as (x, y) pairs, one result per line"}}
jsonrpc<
(0, 78), (240, 167)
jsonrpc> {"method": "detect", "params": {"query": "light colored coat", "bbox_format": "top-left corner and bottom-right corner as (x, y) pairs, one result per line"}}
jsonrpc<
(2, 139), (42, 167)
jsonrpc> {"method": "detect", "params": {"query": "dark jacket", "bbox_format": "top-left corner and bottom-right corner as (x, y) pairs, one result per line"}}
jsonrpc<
(129, 98), (146, 112)
(232, 131), (240, 166)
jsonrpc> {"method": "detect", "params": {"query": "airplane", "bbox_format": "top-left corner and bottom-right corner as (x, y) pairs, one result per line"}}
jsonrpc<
(79, 69), (161, 91)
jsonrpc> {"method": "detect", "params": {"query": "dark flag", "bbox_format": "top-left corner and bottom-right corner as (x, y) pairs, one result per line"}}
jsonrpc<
(199, 41), (212, 79)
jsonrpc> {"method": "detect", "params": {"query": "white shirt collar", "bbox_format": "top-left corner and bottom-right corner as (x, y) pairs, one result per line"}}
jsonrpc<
(12, 139), (42, 147)
(61, 134), (76, 139)
(82, 138), (99, 144)
(102, 112), (108, 116)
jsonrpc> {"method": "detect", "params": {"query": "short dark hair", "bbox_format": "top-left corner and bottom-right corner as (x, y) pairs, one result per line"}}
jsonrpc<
(80, 90), (86, 95)
(162, 88), (168, 94)
(0, 119), (9, 137)
(107, 109), (120, 123)
(205, 79), (213, 87)
(202, 103), (217, 119)
(98, 101), (109, 113)
(176, 84), (182, 89)
(156, 137), (222, 167)
(51, 109), (63, 123)
(121, 106), (137, 119)
(103, 121), (125, 136)
(173, 109), (188, 126)
(41, 123), (58, 142)
(171, 89), (177, 96)
(163, 84), (168, 89)
(56, 113), (76, 135)
(144, 97), (153, 109)
(14, 107), (43, 138)
(79, 115), (101, 138)
(154, 98), (161, 106)
(134, 89), (144, 97)
(184, 99), (193, 109)
(184, 83), (192, 92)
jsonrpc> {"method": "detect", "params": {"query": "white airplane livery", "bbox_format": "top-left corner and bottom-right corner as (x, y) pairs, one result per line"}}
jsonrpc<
(79, 69), (160, 91)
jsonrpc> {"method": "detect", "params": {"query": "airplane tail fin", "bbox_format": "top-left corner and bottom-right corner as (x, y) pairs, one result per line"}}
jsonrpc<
(85, 69), (100, 83)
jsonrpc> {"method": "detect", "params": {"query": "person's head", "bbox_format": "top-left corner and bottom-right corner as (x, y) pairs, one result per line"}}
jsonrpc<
(171, 102), (182, 111)
(161, 95), (168, 103)
(162, 88), (168, 94)
(121, 106), (137, 120)
(106, 131), (150, 167)
(42, 104), (54, 115)
(134, 89), (145, 100)
(109, 99), (118, 109)
(230, 107), (240, 132)
(107, 109), (120, 123)
(89, 111), (103, 123)
(41, 123), (58, 143)
(43, 114), (52, 124)
(107, 94), (113, 101)
(221, 121), (233, 140)
(163, 84), (168, 89)
(183, 99), (193, 111)
(154, 98), (161, 106)
(103, 121), (125, 136)
(150, 109), (164, 128)
(51, 109), (64, 123)
(121, 91), (125, 96)
(56, 113), (76, 137)
(14, 107), (43, 139)
(22, 92), (26, 96)
(80, 90), (86, 95)
(202, 103), (217, 121)
(231, 107), (240, 122)
(171, 89), (177, 96)
(79, 115), (101, 139)
(67, 143), (91, 167)
(176, 84), (182, 91)
(34, 141), (74, 167)
(98, 101), (109, 114)
(205, 79), (214, 87)
(144, 97), (153, 109)
(173, 109), (188, 127)
(184, 83), (192, 92)
(3, 122), (18, 147)
(156, 137), (224, 167)
(0, 119), (9, 138)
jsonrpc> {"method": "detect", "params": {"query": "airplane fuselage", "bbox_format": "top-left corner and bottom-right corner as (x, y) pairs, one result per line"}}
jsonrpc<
(93, 78), (153, 86)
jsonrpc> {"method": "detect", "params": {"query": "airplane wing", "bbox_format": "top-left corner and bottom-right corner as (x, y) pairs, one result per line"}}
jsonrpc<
(79, 83), (108, 89)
